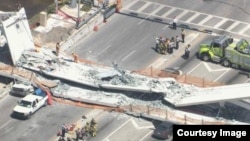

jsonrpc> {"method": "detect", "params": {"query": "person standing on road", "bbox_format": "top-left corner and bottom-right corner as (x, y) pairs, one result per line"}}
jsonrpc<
(172, 16), (177, 30)
(181, 29), (186, 43)
(75, 128), (81, 141)
(184, 44), (191, 59)
(176, 35), (180, 49)
(61, 124), (67, 138)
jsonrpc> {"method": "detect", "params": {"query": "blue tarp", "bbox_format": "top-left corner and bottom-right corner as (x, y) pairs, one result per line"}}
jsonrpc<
(35, 88), (46, 97)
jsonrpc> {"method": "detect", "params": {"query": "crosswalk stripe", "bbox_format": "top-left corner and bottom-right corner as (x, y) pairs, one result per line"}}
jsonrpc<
(124, 0), (140, 9)
(123, 0), (250, 37)
(238, 25), (250, 34)
(198, 15), (212, 25)
(185, 13), (200, 23)
(137, 2), (152, 13)
(151, 4), (165, 15)
(162, 7), (177, 18)
(213, 18), (228, 28)
(225, 21), (240, 31)
(176, 10), (189, 19)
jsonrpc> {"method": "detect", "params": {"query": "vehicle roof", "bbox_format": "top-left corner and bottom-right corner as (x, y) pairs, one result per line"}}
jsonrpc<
(13, 83), (31, 89)
(213, 34), (230, 44)
(22, 94), (42, 101)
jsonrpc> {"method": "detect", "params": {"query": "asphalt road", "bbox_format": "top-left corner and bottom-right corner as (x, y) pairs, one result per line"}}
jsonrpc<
(68, 0), (250, 85)
(2, 0), (250, 140)
(0, 94), (91, 141)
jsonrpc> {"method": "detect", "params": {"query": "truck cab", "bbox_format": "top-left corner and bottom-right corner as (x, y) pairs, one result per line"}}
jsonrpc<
(198, 35), (233, 62)
(12, 88), (48, 119)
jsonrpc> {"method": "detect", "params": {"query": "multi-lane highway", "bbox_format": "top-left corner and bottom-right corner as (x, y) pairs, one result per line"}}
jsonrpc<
(2, 0), (250, 141)
(68, 0), (250, 85)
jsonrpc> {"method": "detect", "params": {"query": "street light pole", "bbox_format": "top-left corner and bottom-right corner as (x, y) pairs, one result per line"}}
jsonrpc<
(76, 0), (80, 27)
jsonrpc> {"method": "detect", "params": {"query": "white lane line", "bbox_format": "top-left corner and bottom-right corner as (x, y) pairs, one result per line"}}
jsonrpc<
(2, 127), (14, 134)
(131, 119), (154, 129)
(187, 62), (202, 75)
(124, 0), (140, 9)
(22, 127), (35, 136)
(162, 7), (177, 18)
(137, 2), (152, 13)
(122, 50), (135, 61)
(198, 15), (212, 25)
(239, 25), (250, 34)
(138, 15), (150, 25)
(102, 118), (133, 141)
(186, 13), (200, 23)
(214, 18), (228, 28)
(203, 62), (230, 72)
(139, 130), (153, 141)
(213, 68), (231, 82)
(176, 10), (189, 19)
(151, 4), (164, 15)
(0, 120), (12, 130)
(225, 21), (240, 31)
(97, 45), (111, 56)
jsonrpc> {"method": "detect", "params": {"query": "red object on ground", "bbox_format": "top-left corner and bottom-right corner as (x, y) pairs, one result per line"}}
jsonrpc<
(46, 90), (53, 105)
(93, 24), (98, 31)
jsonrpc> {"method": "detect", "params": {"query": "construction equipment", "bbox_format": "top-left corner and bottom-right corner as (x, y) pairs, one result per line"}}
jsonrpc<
(198, 34), (250, 70)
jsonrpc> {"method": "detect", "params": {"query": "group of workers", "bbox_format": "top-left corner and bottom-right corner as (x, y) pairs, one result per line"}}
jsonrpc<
(57, 118), (97, 141)
(75, 118), (98, 141)
(155, 36), (180, 55)
(155, 29), (191, 59)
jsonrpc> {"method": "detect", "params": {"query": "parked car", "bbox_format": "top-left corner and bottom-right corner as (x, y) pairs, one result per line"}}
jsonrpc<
(152, 121), (173, 140)
(10, 79), (34, 97)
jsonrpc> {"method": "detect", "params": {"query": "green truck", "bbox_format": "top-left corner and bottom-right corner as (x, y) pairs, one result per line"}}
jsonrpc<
(198, 34), (250, 70)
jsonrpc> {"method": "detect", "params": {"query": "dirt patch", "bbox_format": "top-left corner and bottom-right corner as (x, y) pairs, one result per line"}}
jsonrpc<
(32, 26), (74, 48)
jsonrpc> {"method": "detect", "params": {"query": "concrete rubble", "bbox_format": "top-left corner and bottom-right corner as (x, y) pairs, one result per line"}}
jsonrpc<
(1, 3), (250, 126)
(10, 46), (250, 124)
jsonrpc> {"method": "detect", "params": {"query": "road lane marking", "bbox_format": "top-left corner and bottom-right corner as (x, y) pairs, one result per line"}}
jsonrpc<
(186, 13), (200, 23)
(102, 118), (133, 141)
(97, 45), (111, 56)
(0, 120), (12, 130)
(176, 10), (189, 19)
(122, 50), (135, 61)
(203, 62), (230, 72)
(137, 2), (152, 13)
(239, 25), (250, 34)
(124, 1), (250, 37)
(213, 18), (228, 28)
(213, 68), (231, 82)
(198, 15), (212, 25)
(2, 127), (14, 134)
(148, 58), (166, 69)
(225, 21), (240, 31)
(22, 127), (35, 136)
(162, 7), (177, 18)
(138, 15), (150, 25)
(131, 119), (154, 129)
(139, 130), (153, 141)
(187, 62), (202, 75)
